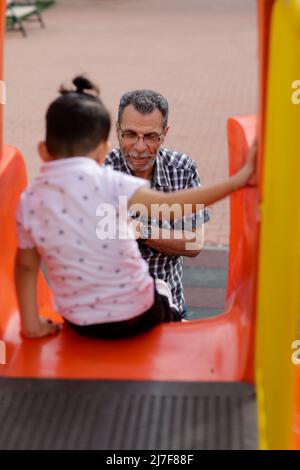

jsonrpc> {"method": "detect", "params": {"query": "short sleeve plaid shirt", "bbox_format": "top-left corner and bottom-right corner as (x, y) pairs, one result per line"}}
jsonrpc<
(105, 148), (210, 313)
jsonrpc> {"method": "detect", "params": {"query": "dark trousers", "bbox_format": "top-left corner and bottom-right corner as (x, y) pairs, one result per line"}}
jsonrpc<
(66, 288), (181, 339)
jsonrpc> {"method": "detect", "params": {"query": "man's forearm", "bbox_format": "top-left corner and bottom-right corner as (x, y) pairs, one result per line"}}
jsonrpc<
(142, 226), (202, 257)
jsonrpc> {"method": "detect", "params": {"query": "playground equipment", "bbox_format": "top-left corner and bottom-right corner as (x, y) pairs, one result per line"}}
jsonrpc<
(0, 0), (299, 450)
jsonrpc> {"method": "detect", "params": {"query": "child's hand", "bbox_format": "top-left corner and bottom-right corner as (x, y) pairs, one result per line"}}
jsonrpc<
(233, 138), (258, 189)
(22, 317), (62, 339)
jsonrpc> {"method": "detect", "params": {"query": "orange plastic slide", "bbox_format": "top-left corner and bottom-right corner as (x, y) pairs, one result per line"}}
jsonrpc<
(0, 116), (259, 382)
(0, 0), (257, 383)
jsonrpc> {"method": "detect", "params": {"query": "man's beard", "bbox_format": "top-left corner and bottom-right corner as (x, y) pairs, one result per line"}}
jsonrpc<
(123, 151), (158, 173)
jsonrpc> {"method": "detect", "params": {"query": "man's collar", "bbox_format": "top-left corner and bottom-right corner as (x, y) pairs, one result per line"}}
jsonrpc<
(152, 150), (170, 188)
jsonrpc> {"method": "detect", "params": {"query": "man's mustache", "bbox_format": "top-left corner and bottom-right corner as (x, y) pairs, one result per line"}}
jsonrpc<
(126, 152), (156, 159)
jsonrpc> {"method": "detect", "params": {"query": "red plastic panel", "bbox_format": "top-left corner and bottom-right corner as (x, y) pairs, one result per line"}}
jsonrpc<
(0, 147), (27, 334)
(0, 0), (5, 156)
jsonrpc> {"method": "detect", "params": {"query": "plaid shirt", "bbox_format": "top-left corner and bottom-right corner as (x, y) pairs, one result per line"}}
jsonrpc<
(105, 148), (209, 313)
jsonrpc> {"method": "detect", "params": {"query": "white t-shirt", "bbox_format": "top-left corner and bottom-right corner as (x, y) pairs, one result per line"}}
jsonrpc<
(16, 157), (154, 325)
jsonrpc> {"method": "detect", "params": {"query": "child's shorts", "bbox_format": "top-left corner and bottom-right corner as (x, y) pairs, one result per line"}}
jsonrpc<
(65, 279), (181, 339)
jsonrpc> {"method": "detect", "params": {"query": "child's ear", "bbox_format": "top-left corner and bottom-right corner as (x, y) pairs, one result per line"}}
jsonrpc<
(38, 142), (51, 162)
(104, 140), (111, 154)
(96, 140), (110, 165)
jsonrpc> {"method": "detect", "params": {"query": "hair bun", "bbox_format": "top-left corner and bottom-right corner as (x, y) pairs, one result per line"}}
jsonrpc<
(73, 75), (99, 94)
(59, 75), (100, 97)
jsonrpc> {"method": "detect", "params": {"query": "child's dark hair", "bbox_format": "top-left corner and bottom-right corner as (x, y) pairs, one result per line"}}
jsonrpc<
(46, 76), (111, 158)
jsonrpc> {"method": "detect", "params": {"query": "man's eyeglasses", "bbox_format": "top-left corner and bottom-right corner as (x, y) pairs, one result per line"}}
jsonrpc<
(118, 125), (165, 146)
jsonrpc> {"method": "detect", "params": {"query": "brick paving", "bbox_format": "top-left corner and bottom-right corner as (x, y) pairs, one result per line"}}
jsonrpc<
(4, 0), (257, 247)
(183, 247), (228, 319)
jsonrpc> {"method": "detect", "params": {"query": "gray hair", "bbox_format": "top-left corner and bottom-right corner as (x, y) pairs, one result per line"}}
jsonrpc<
(118, 89), (169, 128)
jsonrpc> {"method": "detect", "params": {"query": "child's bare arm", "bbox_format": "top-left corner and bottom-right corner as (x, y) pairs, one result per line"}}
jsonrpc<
(129, 140), (257, 217)
(15, 248), (61, 338)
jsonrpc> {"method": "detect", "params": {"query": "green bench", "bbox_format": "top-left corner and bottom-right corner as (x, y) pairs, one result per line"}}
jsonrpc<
(6, 1), (50, 37)
(36, 0), (55, 11)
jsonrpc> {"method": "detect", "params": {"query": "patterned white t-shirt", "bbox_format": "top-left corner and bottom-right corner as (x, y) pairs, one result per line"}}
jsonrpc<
(16, 157), (154, 325)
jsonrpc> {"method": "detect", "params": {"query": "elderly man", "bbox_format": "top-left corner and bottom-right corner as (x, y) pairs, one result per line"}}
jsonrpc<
(105, 89), (209, 319)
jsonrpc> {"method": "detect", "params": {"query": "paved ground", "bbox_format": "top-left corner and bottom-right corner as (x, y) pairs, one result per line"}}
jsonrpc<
(183, 247), (228, 320)
(4, 0), (257, 247)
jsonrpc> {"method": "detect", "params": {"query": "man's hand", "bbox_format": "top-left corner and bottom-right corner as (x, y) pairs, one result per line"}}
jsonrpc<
(22, 317), (62, 339)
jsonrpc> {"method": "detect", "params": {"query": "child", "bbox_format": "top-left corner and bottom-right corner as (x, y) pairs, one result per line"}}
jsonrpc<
(15, 76), (257, 339)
